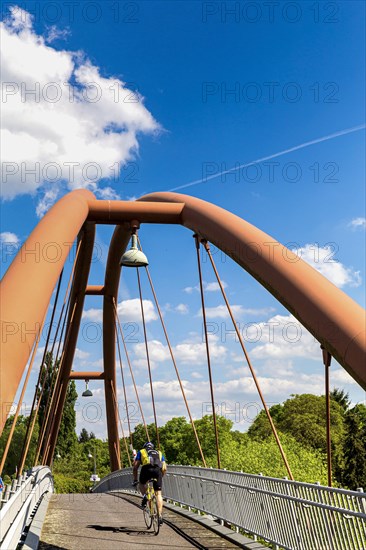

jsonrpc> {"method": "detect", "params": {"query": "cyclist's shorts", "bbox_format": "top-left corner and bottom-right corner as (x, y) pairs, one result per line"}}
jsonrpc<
(140, 464), (162, 490)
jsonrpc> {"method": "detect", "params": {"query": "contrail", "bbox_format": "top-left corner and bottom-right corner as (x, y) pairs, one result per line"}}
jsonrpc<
(168, 124), (366, 192)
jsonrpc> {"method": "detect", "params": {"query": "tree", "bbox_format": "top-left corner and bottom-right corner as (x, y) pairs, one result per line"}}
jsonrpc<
(37, 351), (57, 433)
(247, 404), (283, 440)
(38, 352), (78, 458)
(78, 428), (91, 443)
(159, 417), (192, 464)
(0, 415), (39, 476)
(330, 388), (351, 412)
(130, 422), (157, 453)
(56, 379), (78, 456)
(342, 404), (366, 489)
(247, 393), (346, 482)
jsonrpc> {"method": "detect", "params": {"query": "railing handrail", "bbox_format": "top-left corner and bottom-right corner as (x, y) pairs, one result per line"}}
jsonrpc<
(164, 464), (366, 497)
(163, 471), (366, 519)
(0, 466), (54, 549)
(92, 466), (366, 550)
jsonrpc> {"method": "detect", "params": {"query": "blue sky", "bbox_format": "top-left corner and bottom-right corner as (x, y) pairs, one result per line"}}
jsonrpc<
(1, 1), (365, 439)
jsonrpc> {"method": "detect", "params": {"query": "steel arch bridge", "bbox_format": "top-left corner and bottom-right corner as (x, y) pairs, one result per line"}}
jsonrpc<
(1, 189), (365, 471)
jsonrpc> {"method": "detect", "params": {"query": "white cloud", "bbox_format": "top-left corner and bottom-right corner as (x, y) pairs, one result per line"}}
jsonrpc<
(331, 368), (361, 387)
(130, 335), (227, 368)
(205, 281), (227, 292)
(175, 303), (189, 315)
(183, 286), (195, 294)
(83, 298), (157, 323)
(95, 186), (121, 200)
(35, 186), (60, 218)
(118, 299), (157, 323)
(0, 231), (20, 245)
(249, 314), (320, 361)
(197, 304), (245, 319)
(243, 307), (276, 316)
(1, 6), (159, 207)
(295, 244), (361, 288)
(82, 308), (102, 322)
(348, 217), (366, 230)
(184, 281), (228, 294)
(74, 348), (90, 360)
(174, 340), (227, 364)
(45, 25), (70, 44)
(191, 371), (204, 379)
(133, 340), (170, 362)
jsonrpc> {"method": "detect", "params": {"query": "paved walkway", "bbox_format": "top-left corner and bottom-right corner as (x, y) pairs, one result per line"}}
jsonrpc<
(39, 493), (196, 549)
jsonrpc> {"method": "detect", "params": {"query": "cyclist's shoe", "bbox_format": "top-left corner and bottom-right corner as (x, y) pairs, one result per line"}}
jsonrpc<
(141, 495), (147, 508)
(159, 516), (163, 526)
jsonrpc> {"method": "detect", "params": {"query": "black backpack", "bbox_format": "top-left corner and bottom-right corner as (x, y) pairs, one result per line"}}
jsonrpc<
(147, 449), (162, 468)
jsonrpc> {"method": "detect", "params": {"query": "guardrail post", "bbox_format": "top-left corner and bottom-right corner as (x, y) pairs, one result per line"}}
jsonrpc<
(357, 488), (365, 514)
(0, 484), (10, 510)
(9, 479), (18, 496)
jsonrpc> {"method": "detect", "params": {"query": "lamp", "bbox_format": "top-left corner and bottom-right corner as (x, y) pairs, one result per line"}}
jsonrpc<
(120, 231), (148, 268)
(82, 379), (93, 397)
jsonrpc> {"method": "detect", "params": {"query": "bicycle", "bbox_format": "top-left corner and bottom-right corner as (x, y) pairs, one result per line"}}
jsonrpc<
(143, 478), (161, 535)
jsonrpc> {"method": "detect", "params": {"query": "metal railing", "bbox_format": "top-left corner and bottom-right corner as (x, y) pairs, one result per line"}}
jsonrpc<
(93, 465), (366, 550)
(0, 466), (54, 549)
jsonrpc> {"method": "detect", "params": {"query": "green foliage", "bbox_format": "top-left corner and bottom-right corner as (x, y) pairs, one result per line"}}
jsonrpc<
(178, 415), (233, 467)
(2, 389), (364, 493)
(56, 379), (78, 455)
(129, 413), (326, 483)
(53, 473), (91, 493)
(38, 351), (58, 433)
(52, 439), (111, 493)
(130, 422), (157, 452)
(78, 428), (91, 443)
(225, 432), (328, 484)
(0, 414), (39, 477)
(248, 393), (346, 477)
(38, 352), (78, 457)
(158, 417), (192, 464)
(342, 404), (366, 490)
(330, 388), (351, 412)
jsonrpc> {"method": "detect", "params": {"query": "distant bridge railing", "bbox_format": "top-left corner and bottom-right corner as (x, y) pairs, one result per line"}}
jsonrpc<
(0, 466), (53, 549)
(93, 465), (366, 550)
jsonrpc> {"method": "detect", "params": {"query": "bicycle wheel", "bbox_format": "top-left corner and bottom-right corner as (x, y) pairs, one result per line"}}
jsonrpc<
(143, 499), (152, 529)
(151, 496), (160, 536)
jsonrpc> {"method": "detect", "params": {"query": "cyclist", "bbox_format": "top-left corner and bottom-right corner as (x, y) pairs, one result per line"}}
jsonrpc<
(132, 442), (166, 523)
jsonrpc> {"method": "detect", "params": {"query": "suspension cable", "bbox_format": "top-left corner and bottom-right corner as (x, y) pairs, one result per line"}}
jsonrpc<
(115, 315), (134, 449)
(35, 240), (82, 464)
(34, 293), (72, 465)
(322, 345), (332, 487)
(110, 380), (132, 467)
(202, 239), (294, 480)
(113, 298), (150, 441)
(194, 235), (221, 469)
(18, 270), (64, 473)
(136, 268), (160, 449)
(42, 300), (78, 464)
(140, 257), (207, 467)
(0, 312), (46, 476)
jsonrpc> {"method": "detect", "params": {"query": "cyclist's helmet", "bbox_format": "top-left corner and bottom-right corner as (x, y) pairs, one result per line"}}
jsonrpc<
(143, 442), (154, 450)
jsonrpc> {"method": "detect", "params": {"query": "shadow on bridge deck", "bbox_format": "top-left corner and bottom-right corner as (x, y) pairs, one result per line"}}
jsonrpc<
(39, 493), (248, 550)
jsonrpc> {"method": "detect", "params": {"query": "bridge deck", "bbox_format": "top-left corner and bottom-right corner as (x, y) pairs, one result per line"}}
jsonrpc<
(39, 493), (244, 549)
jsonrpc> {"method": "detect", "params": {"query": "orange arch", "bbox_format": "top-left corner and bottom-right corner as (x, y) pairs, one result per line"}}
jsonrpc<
(1, 190), (365, 454)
